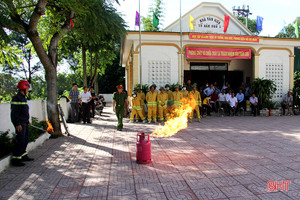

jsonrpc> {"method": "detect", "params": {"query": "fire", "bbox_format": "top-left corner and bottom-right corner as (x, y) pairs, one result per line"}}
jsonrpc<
(46, 120), (54, 134)
(152, 97), (197, 137)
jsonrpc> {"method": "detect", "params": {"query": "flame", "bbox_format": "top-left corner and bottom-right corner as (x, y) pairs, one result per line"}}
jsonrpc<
(152, 96), (197, 137)
(46, 120), (54, 134)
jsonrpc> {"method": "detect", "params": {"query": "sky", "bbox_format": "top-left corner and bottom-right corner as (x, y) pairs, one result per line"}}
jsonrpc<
(115, 0), (300, 37)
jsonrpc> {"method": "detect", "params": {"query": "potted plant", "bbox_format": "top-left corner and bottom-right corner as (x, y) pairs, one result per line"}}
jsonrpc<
(251, 78), (277, 114)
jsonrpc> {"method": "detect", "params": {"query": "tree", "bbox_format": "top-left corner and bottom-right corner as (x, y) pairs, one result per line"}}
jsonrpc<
(275, 18), (300, 38)
(141, 0), (164, 31)
(1, 0), (125, 136)
(236, 16), (261, 35)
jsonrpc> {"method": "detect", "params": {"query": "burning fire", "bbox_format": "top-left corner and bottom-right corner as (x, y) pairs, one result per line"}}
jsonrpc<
(152, 96), (197, 137)
(46, 120), (54, 134)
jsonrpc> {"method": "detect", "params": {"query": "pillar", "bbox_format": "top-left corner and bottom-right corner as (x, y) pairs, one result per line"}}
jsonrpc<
(254, 54), (260, 79)
(132, 53), (139, 91)
(290, 55), (295, 90)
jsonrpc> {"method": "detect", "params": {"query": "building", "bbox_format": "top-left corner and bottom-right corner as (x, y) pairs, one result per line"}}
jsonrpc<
(121, 2), (299, 101)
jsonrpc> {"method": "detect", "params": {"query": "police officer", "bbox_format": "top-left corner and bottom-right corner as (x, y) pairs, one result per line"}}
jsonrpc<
(113, 84), (129, 131)
(11, 80), (34, 166)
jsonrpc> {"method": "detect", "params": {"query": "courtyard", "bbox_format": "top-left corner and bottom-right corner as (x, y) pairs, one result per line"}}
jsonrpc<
(1, 106), (300, 200)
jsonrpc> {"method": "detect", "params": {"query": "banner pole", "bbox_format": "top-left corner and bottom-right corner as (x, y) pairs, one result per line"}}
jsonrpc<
(139, 0), (142, 88)
(179, 0), (183, 85)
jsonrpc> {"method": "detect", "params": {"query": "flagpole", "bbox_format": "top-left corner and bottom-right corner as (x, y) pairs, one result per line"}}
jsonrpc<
(139, 0), (142, 87)
(179, 0), (183, 85)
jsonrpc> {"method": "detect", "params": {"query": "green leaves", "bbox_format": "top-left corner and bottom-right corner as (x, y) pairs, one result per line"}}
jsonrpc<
(251, 77), (277, 109)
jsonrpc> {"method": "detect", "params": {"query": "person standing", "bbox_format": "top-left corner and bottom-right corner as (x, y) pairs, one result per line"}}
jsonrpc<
(11, 80), (34, 166)
(79, 86), (92, 124)
(89, 87), (96, 118)
(282, 91), (294, 115)
(69, 83), (80, 123)
(137, 88), (146, 117)
(130, 92), (146, 123)
(172, 84), (183, 108)
(189, 83), (201, 122)
(186, 80), (193, 92)
(146, 84), (158, 123)
(181, 85), (189, 98)
(165, 84), (173, 100)
(157, 87), (168, 123)
(113, 85), (129, 131)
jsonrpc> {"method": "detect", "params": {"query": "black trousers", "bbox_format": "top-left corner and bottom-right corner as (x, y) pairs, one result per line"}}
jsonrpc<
(250, 104), (258, 116)
(71, 103), (79, 122)
(82, 102), (90, 123)
(13, 123), (29, 159)
(203, 104), (211, 115)
(89, 101), (95, 118)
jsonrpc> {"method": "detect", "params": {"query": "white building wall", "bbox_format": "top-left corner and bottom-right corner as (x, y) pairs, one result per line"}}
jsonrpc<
(259, 50), (290, 101)
(141, 46), (179, 88)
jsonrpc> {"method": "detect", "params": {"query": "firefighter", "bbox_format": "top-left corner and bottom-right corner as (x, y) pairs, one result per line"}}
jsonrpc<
(137, 88), (146, 117)
(113, 84), (129, 131)
(146, 84), (158, 123)
(172, 84), (183, 108)
(130, 92), (147, 123)
(165, 84), (173, 100)
(10, 80), (34, 166)
(189, 83), (202, 122)
(157, 87), (168, 122)
(181, 85), (189, 98)
(165, 100), (176, 121)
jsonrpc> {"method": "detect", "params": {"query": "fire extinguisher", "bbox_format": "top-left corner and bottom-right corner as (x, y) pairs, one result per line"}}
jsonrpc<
(136, 132), (151, 164)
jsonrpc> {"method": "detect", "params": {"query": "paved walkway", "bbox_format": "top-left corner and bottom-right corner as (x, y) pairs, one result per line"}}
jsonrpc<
(1, 105), (300, 200)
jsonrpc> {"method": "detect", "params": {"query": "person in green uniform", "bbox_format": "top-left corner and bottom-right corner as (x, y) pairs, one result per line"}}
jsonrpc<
(113, 84), (129, 131)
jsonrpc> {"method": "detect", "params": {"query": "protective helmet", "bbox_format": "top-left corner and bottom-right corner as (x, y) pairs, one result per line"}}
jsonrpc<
(150, 84), (156, 89)
(17, 80), (30, 90)
(192, 83), (197, 88)
(159, 87), (165, 90)
(167, 100), (174, 106)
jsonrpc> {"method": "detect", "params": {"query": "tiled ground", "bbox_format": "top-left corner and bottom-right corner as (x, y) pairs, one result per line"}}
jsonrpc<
(1, 105), (300, 199)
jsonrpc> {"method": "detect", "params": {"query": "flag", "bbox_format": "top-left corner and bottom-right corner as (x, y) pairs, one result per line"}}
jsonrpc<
(223, 15), (230, 33)
(283, 21), (286, 34)
(153, 12), (159, 28)
(135, 11), (140, 26)
(256, 16), (264, 31)
(69, 18), (74, 29)
(294, 21), (299, 38)
(189, 15), (194, 30)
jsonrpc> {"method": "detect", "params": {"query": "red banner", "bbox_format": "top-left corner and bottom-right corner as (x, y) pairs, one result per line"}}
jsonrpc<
(190, 33), (259, 43)
(186, 47), (252, 59)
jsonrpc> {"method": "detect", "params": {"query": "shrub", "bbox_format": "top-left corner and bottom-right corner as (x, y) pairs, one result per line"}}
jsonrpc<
(0, 131), (14, 159)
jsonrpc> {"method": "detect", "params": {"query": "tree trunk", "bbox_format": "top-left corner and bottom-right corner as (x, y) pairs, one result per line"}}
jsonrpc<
(89, 52), (93, 87)
(82, 44), (87, 87)
(95, 72), (99, 95)
(90, 52), (98, 86)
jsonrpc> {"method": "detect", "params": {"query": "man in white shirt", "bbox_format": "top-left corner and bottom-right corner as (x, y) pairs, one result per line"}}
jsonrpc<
(282, 91), (294, 115)
(249, 93), (258, 116)
(227, 92), (238, 116)
(79, 86), (92, 124)
(203, 84), (215, 97)
(218, 90), (227, 111)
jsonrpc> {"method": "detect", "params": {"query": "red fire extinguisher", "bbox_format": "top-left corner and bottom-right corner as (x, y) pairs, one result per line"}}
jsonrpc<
(136, 132), (151, 164)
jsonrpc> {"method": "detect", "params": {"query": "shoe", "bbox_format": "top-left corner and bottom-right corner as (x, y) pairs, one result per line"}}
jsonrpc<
(198, 119), (201, 123)
(148, 121), (151, 124)
(11, 159), (25, 167)
(135, 120), (139, 123)
(83, 122), (86, 124)
(143, 120), (147, 123)
(22, 155), (34, 162)
(129, 121), (133, 123)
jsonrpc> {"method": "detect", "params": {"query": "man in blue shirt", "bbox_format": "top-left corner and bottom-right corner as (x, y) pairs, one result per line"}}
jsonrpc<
(204, 84), (215, 97)
(69, 83), (80, 123)
(236, 89), (245, 112)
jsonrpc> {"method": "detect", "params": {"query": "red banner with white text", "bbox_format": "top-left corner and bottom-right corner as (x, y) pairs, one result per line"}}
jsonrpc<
(186, 47), (252, 60)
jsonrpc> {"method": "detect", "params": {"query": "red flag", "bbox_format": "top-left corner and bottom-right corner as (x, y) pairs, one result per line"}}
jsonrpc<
(69, 18), (74, 29)
(223, 15), (230, 33)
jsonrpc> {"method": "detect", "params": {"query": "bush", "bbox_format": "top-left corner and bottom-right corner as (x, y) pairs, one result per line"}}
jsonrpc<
(28, 117), (47, 142)
(0, 131), (14, 159)
(251, 78), (276, 109)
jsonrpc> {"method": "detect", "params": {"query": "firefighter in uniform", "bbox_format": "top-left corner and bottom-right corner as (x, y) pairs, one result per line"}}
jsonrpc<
(130, 92), (147, 123)
(146, 84), (158, 123)
(137, 88), (146, 117)
(157, 87), (168, 122)
(172, 84), (183, 108)
(189, 83), (202, 122)
(113, 85), (129, 131)
(165, 100), (176, 121)
(181, 84), (189, 105)
(165, 84), (173, 100)
(10, 80), (34, 166)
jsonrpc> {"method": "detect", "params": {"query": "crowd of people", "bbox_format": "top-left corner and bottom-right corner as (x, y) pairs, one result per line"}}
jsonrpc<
(125, 80), (260, 129)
